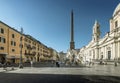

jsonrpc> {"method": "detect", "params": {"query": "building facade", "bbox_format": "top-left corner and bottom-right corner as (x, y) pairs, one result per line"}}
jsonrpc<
(59, 51), (66, 63)
(49, 48), (59, 62)
(79, 3), (120, 62)
(0, 21), (54, 64)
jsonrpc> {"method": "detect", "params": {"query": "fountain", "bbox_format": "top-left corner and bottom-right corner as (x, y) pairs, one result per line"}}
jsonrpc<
(65, 49), (85, 67)
(64, 11), (85, 67)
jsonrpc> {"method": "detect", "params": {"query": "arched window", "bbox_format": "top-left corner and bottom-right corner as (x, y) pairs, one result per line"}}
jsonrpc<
(12, 34), (15, 38)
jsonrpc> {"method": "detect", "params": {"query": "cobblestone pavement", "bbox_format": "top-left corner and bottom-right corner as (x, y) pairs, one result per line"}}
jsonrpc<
(7, 64), (120, 76)
(0, 64), (120, 83)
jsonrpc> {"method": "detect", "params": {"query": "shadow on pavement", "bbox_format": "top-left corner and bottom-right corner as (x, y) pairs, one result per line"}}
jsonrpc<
(0, 73), (120, 83)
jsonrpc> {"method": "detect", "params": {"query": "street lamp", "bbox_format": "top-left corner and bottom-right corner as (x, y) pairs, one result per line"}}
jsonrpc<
(19, 28), (23, 68)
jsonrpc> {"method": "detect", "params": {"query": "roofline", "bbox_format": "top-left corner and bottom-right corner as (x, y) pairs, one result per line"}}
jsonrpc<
(0, 20), (52, 50)
(0, 20), (21, 34)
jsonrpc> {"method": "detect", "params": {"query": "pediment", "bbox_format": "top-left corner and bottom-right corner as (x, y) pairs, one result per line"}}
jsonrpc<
(86, 41), (95, 48)
(99, 36), (113, 44)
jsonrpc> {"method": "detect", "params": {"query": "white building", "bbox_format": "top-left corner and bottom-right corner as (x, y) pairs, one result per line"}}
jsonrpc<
(79, 3), (120, 62)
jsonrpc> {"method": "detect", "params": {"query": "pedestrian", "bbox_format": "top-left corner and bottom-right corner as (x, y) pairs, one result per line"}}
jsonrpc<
(114, 62), (117, 67)
(114, 58), (117, 67)
(30, 61), (33, 67)
(56, 61), (60, 67)
(89, 61), (91, 66)
(3, 62), (7, 70)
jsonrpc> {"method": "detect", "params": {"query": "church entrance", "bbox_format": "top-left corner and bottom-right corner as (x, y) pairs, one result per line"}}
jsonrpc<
(101, 55), (103, 60)
(108, 51), (111, 60)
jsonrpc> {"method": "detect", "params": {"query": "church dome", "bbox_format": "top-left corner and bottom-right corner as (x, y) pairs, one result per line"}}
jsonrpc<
(113, 3), (120, 16)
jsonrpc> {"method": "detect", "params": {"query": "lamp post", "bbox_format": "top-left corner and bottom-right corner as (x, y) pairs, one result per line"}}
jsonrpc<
(19, 28), (23, 68)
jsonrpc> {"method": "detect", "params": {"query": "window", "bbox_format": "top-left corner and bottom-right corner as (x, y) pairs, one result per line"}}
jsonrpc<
(0, 47), (4, 50)
(11, 41), (13, 45)
(24, 38), (28, 42)
(0, 28), (4, 34)
(11, 41), (16, 46)
(20, 37), (22, 41)
(115, 21), (118, 28)
(0, 37), (6, 43)
(12, 49), (15, 52)
(12, 34), (15, 38)
(0, 37), (1, 42)
(3, 38), (6, 43)
(29, 40), (31, 43)
(14, 42), (16, 46)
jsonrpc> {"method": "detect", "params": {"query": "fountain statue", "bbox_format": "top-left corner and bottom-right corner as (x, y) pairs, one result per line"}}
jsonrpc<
(65, 49), (84, 66)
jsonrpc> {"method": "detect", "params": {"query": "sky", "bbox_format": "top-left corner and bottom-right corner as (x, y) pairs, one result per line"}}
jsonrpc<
(0, 0), (120, 52)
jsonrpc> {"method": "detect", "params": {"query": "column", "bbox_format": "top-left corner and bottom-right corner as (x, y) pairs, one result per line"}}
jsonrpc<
(118, 41), (120, 58)
(99, 47), (101, 59)
(104, 46), (106, 59)
(112, 42), (117, 60)
(103, 46), (106, 59)
(116, 42), (118, 59)
(111, 43), (113, 59)
(97, 48), (99, 59)
(95, 47), (99, 59)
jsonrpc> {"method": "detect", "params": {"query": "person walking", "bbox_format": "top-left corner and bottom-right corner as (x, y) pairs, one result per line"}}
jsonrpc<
(30, 61), (33, 68)
(56, 61), (60, 67)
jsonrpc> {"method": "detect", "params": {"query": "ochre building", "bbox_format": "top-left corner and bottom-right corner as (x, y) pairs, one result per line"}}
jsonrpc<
(0, 21), (54, 64)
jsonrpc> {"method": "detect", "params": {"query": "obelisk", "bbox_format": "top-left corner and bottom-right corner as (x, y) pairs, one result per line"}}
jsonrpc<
(70, 10), (75, 50)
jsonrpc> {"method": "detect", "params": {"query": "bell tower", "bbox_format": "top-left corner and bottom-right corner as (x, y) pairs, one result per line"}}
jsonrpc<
(92, 20), (100, 42)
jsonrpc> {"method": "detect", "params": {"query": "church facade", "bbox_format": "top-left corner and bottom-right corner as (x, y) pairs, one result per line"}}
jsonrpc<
(79, 3), (120, 62)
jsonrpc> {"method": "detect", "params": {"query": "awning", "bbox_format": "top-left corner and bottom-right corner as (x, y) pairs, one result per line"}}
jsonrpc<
(0, 53), (8, 55)
(6, 56), (20, 59)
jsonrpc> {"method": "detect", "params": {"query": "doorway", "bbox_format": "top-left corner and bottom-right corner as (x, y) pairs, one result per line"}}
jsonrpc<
(108, 51), (111, 60)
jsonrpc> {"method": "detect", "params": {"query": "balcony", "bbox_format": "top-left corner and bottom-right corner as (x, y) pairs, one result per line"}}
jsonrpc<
(32, 51), (36, 56)
(26, 44), (32, 50)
